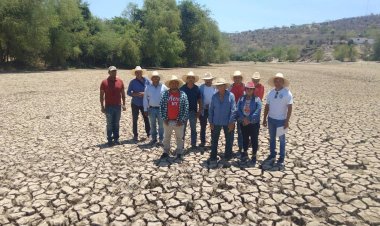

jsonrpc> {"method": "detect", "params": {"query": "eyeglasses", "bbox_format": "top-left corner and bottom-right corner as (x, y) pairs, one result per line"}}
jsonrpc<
(275, 91), (279, 98)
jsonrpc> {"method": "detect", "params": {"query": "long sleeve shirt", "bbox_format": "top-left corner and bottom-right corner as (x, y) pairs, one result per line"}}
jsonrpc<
(208, 90), (236, 126)
(237, 95), (262, 124)
(159, 90), (189, 123)
(143, 83), (168, 111)
(127, 77), (151, 106)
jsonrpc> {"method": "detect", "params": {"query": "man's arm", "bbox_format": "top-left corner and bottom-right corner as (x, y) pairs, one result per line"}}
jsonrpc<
(143, 86), (149, 112)
(285, 104), (292, 129)
(263, 104), (269, 127)
(121, 85), (126, 110)
(100, 89), (105, 113)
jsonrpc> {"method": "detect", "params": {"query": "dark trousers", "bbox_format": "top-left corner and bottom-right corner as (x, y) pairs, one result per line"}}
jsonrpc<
(105, 106), (121, 142)
(199, 109), (209, 144)
(210, 125), (233, 160)
(241, 123), (260, 156)
(131, 103), (150, 137)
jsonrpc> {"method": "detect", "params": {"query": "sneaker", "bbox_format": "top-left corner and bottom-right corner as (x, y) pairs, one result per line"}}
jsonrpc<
(148, 139), (157, 145)
(263, 156), (276, 165)
(114, 140), (121, 145)
(160, 153), (169, 159)
(275, 161), (285, 170)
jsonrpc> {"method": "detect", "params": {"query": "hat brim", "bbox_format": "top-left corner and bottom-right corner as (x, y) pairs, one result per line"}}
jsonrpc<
(202, 77), (214, 80)
(182, 74), (200, 83)
(165, 79), (184, 87)
(149, 74), (162, 80)
(214, 82), (230, 87)
(268, 77), (290, 87)
(231, 74), (243, 79)
(131, 69), (147, 76)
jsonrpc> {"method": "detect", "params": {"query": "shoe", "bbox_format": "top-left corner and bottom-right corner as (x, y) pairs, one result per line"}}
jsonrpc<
(133, 136), (138, 142)
(199, 143), (205, 148)
(235, 151), (242, 159)
(262, 156), (276, 165)
(148, 140), (157, 145)
(224, 154), (233, 161)
(114, 140), (121, 145)
(107, 141), (113, 147)
(191, 145), (197, 149)
(157, 141), (163, 146)
(275, 161), (285, 170)
(175, 154), (183, 161)
(251, 156), (257, 167)
(207, 158), (217, 166)
(160, 153), (169, 159)
(240, 152), (248, 161)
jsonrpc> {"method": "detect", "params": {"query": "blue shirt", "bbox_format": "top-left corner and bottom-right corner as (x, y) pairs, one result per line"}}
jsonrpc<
(237, 95), (262, 124)
(208, 90), (236, 126)
(127, 77), (151, 106)
(180, 84), (200, 112)
(143, 83), (168, 111)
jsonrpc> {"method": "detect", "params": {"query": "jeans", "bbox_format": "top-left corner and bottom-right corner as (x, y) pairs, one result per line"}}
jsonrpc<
(131, 103), (150, 138)
(148, 107), (164, 142)
(231, 122), (243, 150)
(183, 110), (197, 146)
(268, 117), (286, 161)
(105, 105), (121, 142)
(241, 123), (260, 156)
(210, 125), (233, 160)
(199, 109), (209, 144)
(163, 121), (184, 155)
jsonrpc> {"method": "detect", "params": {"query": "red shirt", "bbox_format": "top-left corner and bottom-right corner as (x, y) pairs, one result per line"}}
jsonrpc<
(254, 83), (265, 100)
(167, 91), (180, 120)
(230, 83), (245, 103)
(100, 77), (124, 106)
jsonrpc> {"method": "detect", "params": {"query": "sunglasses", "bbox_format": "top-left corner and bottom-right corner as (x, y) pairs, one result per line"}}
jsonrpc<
(275, 91), (279, 98)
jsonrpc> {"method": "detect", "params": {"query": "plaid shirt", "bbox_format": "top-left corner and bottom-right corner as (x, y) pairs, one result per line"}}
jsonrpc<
(160, 90), (189, 123)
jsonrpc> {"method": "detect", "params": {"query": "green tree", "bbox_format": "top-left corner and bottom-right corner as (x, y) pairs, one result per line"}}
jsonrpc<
(286, 46), (300, 62)
(313, 48), (324, 62)
(373, 36), (380, 61)
(334, 45), (348, 61)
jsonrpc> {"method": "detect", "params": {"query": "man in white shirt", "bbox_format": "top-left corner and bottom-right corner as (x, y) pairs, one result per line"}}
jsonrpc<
(262, 73), (293, 169)
(199, 73), (216, 148)
(143, 71), (168, 145)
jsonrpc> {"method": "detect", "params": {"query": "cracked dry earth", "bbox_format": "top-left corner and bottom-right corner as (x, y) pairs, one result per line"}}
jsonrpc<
(0, 62), (379, 226)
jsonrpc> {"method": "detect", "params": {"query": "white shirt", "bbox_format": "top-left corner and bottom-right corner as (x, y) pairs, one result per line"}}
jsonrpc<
(266, 88), (293, 120)
(143, 83), (168, 111)
(203, 86), (215, 108)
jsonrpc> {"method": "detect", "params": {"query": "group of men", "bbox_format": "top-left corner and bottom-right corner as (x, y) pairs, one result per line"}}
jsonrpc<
(100, 66), (293, 168)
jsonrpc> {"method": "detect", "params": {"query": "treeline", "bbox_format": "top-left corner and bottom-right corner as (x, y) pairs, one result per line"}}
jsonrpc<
(230, 46), (301, 62)
(0, 0), (230, 69)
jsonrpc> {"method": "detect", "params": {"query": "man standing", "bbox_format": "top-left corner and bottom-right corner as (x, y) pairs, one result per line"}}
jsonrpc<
(143, 71), (168, 145)
(262, 73), (293, 169)
(208, 78), (236, 165)
(180, 71), (201, 149)
(100, 66), (126, 146)
(159, 75), (189, 160)
(252, 72), (265, 100)
(127, 66), (151, 142)
(229, 70), (245, 154)
(199, 73), (216, 147)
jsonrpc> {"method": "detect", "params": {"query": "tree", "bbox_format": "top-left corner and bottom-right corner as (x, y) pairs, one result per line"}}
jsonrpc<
(314, 48), (324, 62)
(286, 46), (300, 62)
(373, 36), (380, 61)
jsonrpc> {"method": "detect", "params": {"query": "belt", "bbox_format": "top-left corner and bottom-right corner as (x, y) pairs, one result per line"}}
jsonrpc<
(149, 106), (160, 109)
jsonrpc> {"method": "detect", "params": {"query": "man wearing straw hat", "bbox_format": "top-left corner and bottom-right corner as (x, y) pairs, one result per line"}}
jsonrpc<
(262, 73), (293, 169)
(252, 72), (265, 101)
(127, 66), (151, 142)
(143, 71), (168, 145)
(198, 72), (216, 148)
(229, 70), (245, 155)
(100, 66), (126, 146)
(208, 78), (236, 165)
(159, 75), (189, 160)
(180, 71), (201, 149)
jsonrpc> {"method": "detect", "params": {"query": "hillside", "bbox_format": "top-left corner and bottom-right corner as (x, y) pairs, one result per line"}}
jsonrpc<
(226, 14), (380, 61)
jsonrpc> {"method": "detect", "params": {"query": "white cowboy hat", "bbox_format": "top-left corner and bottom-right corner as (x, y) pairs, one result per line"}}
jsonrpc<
(165, 75), (185, 87)
(149, 71), (161, 80)
(108, 66), (117, 72)
(131, 66), (147, 76)
(182, 71), (200, 83)
(267, 73), (290, 87)
(252, 72), (261, 80)
(202, 72), (214, 80)
(214, 77), (230, 87)
(231, 70), (243, 79)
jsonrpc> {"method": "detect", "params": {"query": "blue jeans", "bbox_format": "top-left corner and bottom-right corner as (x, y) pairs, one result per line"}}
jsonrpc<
(105, 106), (121, 142)
(231, 122), (243, 150)
(148, 107), (164, 142)
(268, 117), (286, 161)
(210, 125), (233, 160)
(183, 110), (197, 146)
(199, 109), (209, 144)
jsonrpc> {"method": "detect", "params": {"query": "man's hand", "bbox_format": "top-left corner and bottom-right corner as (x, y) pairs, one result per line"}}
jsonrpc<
(210, 124), (214, 130)
(176, 121), (183, 127)
(137, 92), (144, 97)
(196, 111), (201, 118)
(243, 118), (250, 126)
(228, 123), (235, 132)
(164, 120), (169, 126)
(122, 105), (126, 111)
(263, 119), (267, 127)
(144, 111), (148, 117)
(284, 120), (289, 129)
(101, 106), (105, 114)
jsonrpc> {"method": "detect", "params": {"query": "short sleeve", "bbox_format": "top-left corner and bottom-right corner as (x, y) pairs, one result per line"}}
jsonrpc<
(100, 81), (105, 91)
(287, 91), (294, 105)
(266, 92), (271, 105)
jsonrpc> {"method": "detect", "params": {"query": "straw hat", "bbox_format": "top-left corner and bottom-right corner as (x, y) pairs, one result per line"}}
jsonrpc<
(245, 81), (256, 89)
(182, 71), (200, 83)
(202, 72), (214, 80)
(231, 70), (243, 79)
(131, 66), (147, 76)
(267, 73), (290, 87)
(108, 66), (117, 72)
(252, 72), (261, 80)
(214, 78), (230, 87)
(149, 71), (161, 80)
(165, 75), (185, 87)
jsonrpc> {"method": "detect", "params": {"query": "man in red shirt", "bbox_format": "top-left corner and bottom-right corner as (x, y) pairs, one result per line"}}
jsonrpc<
(100, 66), (126, 146)
(229, 70), (245, 154)
(252, 72), (265, 100)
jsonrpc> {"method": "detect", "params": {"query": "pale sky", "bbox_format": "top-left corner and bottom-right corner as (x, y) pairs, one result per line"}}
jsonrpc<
(86, 0), (380, 32)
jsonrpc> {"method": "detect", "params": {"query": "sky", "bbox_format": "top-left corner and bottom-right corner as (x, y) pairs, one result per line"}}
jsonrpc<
(86, 0), (380, 33)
